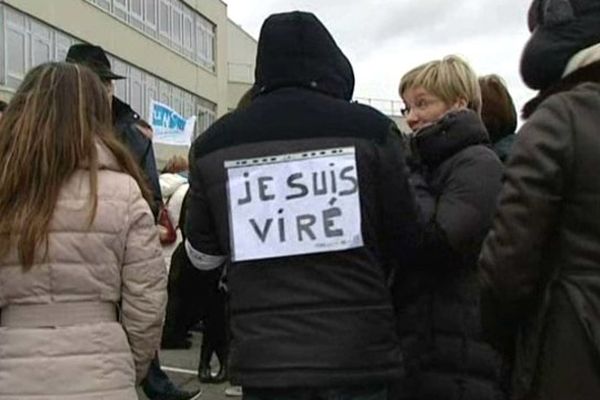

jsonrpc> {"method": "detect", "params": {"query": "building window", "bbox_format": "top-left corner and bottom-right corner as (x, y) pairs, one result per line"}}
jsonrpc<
(171, 2), (183, 52)
(31, 21), (52, 67)
(195, 18), (215, 70)
(96, 0), (112, 12)
(158, 0), (170, 43)
(144, 0), (158, 37)
(182, 8), (194, 58)
(196, 106), (216, 139)
(54, 32), (76, 61)
(85, 0), (216, 72)
(113, 0), (128, 21)
(129, 0), (144, 30)
(5, 8), (28, 88)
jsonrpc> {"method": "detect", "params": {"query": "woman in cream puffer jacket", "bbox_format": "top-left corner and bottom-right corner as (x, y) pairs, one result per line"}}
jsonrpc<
(0, 62), (167, 400)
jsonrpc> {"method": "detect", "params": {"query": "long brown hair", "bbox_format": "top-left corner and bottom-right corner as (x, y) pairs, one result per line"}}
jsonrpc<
(0, 62), (152, 268)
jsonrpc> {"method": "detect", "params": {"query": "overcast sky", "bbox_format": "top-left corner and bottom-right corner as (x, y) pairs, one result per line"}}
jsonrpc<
(225, 0), (537, 118)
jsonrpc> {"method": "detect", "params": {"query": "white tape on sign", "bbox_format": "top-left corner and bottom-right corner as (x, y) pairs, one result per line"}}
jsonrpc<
(225, 147), (363, 262)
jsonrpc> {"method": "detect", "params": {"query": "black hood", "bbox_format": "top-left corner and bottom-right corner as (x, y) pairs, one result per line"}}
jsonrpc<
(254, 11), (355, 100)
(412, 110), (490, 168)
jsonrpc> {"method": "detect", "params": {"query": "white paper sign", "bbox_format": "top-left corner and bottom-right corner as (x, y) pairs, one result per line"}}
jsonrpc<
(225, 147), (363, 262)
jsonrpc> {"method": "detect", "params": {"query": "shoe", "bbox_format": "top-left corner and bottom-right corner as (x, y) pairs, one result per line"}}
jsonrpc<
(161, 337), (192, 350)
(225, 386), (243, 397)
(198, 340), (214, 383)
(190, 320), (205, 332)
(212, 365), (227, 384)
(198, 362), (213, 383)
(147, 386), (201, 400)
(142, 375), (201, 400)
(172, 388), (201, 400)
(213, 347), (228, 384)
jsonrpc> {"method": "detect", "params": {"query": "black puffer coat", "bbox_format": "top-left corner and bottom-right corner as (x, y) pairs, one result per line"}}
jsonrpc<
(392, 110), (505, 400)
(480, 78), (600, 400)
(185, 11), (420, 388)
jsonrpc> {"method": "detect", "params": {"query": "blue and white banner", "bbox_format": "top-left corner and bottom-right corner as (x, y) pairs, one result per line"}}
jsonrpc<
(150, 100), (196, 146)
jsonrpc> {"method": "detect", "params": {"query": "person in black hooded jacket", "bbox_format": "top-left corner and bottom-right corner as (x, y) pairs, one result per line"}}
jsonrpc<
(392, 55), (506, 400)
(185, 11), (420, 400)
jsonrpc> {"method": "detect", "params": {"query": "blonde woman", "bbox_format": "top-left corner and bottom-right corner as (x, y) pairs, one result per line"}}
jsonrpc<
(0, 62), (167, 399)
(391, 55), (505, 399)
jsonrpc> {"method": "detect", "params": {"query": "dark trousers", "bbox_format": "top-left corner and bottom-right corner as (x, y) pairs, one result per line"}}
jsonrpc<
(243, 384), (388, 400)
(163, 242), (228, 374)
(163, 244), (226, 340)
(163, 244), (205, 342)
(200, 271), (227, 362)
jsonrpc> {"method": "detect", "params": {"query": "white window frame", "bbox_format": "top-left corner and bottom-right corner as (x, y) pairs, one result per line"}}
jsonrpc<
(94, 0), (112, 12)
(30, 20), (52, 67)
(129, 0), (144, 29)
(113, 0), (129, 21)
(5, 8), (29, 86)
(54, 32), (74, 62)
(0, 5), (7, 85)
(144, 0), (158, 36)
(171, 0), (183, 51)
(158, 0), (171, 43)
(85, 0), (216, 72)
(144, 75), (159, 120)
(182, 8), (194, 58)
(129, 66), (144, 117)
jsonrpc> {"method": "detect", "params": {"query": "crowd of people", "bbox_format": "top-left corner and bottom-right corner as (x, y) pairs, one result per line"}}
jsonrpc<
(1, 0), (600, 399)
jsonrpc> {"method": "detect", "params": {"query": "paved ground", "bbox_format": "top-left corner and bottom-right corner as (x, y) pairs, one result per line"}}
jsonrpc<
(137, 332), (237, 400)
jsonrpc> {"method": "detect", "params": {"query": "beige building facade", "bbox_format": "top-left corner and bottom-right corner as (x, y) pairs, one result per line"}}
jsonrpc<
(0, 1), (412, 153)
(0, 0), (257, 163)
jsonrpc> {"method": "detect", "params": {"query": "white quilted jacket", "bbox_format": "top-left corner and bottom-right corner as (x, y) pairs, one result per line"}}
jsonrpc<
(0, 145), (167, 399)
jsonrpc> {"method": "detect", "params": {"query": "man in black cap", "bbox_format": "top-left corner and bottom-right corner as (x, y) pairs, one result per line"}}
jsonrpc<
(66, 43), (200, 400)
(185, 11), (419, 400)
(66, 44), (162, 216)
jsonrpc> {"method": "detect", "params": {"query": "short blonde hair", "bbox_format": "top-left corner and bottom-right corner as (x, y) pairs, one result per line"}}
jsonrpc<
(399, 55), (482, 114)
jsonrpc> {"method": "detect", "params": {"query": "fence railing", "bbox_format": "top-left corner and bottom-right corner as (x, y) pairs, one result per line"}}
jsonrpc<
(354, 97), (404, 116)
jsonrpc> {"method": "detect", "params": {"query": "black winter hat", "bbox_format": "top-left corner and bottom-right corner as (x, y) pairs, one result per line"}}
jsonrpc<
(521, 0), (600, 90)
(66, 44), (125, 81)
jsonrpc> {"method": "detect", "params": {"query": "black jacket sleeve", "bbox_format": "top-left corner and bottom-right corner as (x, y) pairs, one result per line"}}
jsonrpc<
(416, 146), (503, 269)
(115, 118), (163, 219)
(184, 140), (224, 258)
